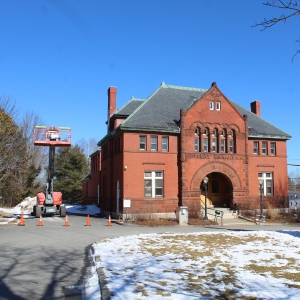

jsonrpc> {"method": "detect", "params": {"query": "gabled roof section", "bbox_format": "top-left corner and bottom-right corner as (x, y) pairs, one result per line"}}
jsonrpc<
(113, 98), (145, 117)
(98, 82), (291, 146)
(229, 100), (291, 139)
(121, 82), (207, 132)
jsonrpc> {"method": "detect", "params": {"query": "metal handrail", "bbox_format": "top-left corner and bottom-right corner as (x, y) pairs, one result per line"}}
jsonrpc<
(200, 200), (224, 225)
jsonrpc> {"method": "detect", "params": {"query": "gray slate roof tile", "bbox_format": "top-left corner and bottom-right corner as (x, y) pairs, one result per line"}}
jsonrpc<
(100, 83), (291, 145)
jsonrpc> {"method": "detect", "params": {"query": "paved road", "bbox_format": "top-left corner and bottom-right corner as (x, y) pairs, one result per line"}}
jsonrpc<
(0, 215), (298, 300)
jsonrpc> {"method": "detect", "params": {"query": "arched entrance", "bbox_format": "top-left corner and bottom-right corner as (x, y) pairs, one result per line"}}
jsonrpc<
(191, 162), (242, 209)
(200, 172), (233, 207)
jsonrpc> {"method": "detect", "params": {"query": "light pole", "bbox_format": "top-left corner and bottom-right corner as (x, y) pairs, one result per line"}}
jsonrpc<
(259, 178), (265, 222)
(203, 176), (209, 222)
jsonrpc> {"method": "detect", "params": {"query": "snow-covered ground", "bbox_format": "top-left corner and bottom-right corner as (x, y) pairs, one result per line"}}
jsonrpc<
(89, 230), (300, 300)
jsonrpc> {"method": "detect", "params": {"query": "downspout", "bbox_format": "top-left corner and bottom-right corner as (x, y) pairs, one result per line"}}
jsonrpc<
(179, 109), (186, 206)
(243, 114), (249, 198)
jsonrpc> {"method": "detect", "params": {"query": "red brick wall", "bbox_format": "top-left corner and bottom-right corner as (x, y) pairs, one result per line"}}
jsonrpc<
(87, 84), (289, 215)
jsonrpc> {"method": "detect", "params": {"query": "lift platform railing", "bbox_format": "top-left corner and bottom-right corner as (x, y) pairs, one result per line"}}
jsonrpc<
(34, 126), (72, 147)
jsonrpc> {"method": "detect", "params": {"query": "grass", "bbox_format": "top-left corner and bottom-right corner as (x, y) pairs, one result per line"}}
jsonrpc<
(97, 231), (300, 299)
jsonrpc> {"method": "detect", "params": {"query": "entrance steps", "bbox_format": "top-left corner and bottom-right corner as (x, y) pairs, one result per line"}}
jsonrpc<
(209, 207), (256, 226)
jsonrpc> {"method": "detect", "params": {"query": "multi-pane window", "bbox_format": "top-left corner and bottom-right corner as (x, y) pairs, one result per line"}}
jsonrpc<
(151, 136), (158, 151)
(262, 142), (267, 155)
(194, 138), (199, 151)
(258, 172), (273, 195)
(221, 139), (226, 153)
(203, 138), (208, 152)
(270, 142), (276, 156)
(194, 128), (200, 151)
(253, 141), (259, 155)
(212, 128), (217, 152)
(162, 136), (169, 151)
(228, 129), (235, 153)
(203, 128), (209, 152)
(144, 171), (163, 197)
(212, 138), (217, 152)
(229, 140), (234, 153)
(140, 136), (146, 151)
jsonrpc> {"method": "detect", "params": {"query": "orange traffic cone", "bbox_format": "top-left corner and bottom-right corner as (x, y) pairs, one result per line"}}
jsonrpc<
(37, 214), (43, 226)
(64, 214), (69, 227)
(18, 213), (25, 226)
(107, 215), (112, 226)
(85, 215), (91, 226)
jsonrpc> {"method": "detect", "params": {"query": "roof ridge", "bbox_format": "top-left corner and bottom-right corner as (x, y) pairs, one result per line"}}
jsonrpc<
(161, 81), (207, 92)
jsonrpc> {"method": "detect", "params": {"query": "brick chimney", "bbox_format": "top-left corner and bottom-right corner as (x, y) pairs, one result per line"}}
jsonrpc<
(108, 87), (117, 118)
(250, 100), (261, 117)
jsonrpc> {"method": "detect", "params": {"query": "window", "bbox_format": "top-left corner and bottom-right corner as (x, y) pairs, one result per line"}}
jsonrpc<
(151, 136), (157, 151)
(210, 101), (214, 110)
(212, 138), (217, 152)
(221, 139), (226, 153)
(216, 102), (221, 111)
(253, 141), (259, 155)
(144, 171), (163, 197)
(194, 138), (199, 152)
(203, 138), (208, 152)
(258, 172), (273, 195)
(194, 128), (199, 152)
(162, 136), (168, 151)
(140, 136), (146, 151)
(228, 129), (235, 153)
(262, 142), (267, 155)
(229, 140), (234, 153)
(270, 142), (276, 156)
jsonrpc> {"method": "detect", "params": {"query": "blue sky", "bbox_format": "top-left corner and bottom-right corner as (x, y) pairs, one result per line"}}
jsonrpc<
(0, 0), (299, 173)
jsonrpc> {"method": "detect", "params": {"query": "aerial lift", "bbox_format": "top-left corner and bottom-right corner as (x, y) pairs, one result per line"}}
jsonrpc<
(33, 126), (72, 217)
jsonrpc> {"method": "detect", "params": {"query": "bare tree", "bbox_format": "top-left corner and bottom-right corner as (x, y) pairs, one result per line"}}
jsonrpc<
(77, 137), (100, 164)
(253, 0), (300, 61)
(0, 96), (45, 206)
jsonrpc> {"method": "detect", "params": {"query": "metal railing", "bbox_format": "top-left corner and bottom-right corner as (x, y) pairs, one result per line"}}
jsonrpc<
(200, 200), (224, 225)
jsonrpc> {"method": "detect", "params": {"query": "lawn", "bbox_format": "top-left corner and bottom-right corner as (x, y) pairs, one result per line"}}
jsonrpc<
(92, 230), (300, 299)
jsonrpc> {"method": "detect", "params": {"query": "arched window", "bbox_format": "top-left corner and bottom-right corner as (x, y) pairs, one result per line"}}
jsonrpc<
(212, 128), (218, 152)
(203, 128), (209, 152)
(228, 129), (235, 153)
(221, 128), (226, 153)
(194, 128), (200, 152)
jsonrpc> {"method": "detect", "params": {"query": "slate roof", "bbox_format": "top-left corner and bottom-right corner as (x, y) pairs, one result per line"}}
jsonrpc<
(99, 82), (290, 146)
(121, 82), (207, 132)
(228, 100), (290, 139)
(113, 98), (145, 116)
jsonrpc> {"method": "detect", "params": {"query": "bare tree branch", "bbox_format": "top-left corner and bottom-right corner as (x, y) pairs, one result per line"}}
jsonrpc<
(253, 0), (300, 61)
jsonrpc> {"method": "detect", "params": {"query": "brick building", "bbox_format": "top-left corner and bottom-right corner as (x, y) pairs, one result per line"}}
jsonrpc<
(82, 82), (291, 218)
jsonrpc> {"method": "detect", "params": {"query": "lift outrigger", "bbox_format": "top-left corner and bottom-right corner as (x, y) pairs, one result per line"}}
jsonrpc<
(33, 126), (72, 217)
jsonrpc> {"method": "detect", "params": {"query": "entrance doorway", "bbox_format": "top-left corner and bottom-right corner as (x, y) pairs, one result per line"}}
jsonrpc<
(201, 172), (233, 207)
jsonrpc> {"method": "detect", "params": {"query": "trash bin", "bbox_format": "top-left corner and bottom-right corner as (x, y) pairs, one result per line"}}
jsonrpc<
(176, 206), (188, 225)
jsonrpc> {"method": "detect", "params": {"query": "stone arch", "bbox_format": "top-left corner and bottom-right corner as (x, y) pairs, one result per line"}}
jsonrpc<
(190, 161), (242, 191)
(190, 121), (240, 133)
